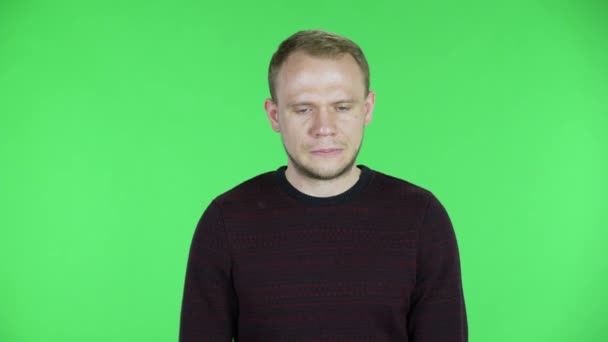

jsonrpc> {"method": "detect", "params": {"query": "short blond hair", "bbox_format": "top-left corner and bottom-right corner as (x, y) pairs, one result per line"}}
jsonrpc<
(268, 29), (370, 102)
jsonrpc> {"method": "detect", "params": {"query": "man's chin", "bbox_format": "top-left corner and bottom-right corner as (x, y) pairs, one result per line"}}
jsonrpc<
(292, 159), (357, 181)
(285, 144), (361, 181)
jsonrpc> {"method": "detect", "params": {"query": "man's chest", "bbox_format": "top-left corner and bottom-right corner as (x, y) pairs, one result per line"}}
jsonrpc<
(225, 207), (419, 338)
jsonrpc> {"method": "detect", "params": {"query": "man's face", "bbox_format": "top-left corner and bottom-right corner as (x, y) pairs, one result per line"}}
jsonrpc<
(264, 51), (375, 180)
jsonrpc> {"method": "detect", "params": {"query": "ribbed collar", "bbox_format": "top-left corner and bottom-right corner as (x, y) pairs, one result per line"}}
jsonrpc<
(275, 164), (373, 206)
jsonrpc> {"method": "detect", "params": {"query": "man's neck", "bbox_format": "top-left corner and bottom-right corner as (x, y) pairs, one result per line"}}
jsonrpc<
(284, 164), (361, 198)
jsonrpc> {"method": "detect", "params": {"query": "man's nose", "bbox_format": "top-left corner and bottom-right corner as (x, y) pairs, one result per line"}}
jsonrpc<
(310, 107), (337, 137)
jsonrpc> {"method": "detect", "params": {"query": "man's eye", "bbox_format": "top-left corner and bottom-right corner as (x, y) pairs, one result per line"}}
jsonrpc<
(296, 108), (311, 113)
(337, 106), (351, 112)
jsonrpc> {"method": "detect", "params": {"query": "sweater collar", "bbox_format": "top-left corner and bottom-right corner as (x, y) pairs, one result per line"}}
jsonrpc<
(275, 164), (373, 206)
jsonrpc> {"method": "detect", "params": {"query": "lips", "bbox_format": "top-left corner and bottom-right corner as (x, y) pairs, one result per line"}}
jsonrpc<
(310, 148), (343, 157)
(312, 148), (341, 153)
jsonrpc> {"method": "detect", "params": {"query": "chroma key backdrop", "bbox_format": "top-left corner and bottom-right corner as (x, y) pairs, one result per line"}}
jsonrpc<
(1, 0), (607, 341)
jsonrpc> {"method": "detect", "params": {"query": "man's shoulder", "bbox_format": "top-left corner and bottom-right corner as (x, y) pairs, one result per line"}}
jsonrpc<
(212, 169), (278, 206)
(367, 167), (434, 203)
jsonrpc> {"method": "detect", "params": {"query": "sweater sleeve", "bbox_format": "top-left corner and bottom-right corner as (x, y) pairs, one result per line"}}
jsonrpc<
(179, 200), (238, 342)
(407, 193), (468, 342)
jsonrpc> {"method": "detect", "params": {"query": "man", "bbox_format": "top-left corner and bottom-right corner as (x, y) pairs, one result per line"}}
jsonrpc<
(179, 29), (468, 341)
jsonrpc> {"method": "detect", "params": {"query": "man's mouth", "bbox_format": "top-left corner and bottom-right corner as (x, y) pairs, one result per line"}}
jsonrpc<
(311, 148), (343, 156)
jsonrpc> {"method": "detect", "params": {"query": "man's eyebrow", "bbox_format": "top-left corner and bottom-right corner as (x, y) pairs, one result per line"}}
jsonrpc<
(333, 99), (357, 104)
(287, 99), (358, 106)
(287, 101), (315, 107)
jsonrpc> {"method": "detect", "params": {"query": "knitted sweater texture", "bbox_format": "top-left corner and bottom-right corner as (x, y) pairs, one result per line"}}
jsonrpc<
(179, 165), (468, 341)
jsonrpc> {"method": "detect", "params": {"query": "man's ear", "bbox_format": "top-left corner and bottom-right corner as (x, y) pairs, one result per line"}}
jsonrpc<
(364, 90), (376, 126)
(264, 98), (281, 132)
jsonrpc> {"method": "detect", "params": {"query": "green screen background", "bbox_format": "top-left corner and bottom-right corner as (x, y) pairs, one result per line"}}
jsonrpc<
(1, 0), (606, 341)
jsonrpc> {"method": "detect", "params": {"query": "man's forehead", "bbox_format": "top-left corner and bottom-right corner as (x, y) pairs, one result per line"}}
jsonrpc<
(284, 88), (359, 104)
(275, 52), (365, 103)
(284, 50), (350, 63)
(281, 52), (357, 75)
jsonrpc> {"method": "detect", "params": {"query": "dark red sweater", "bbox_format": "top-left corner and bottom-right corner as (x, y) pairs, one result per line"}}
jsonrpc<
(179, 165), (468, 341)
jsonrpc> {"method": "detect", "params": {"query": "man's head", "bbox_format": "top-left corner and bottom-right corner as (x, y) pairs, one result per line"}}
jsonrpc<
(264, 29), (375, 181)
(267, 30), (371, 103)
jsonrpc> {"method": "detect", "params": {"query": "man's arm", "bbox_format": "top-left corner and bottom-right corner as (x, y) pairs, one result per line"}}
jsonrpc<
(407, 193), (468, 342)
(179, 200), (238, 342)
